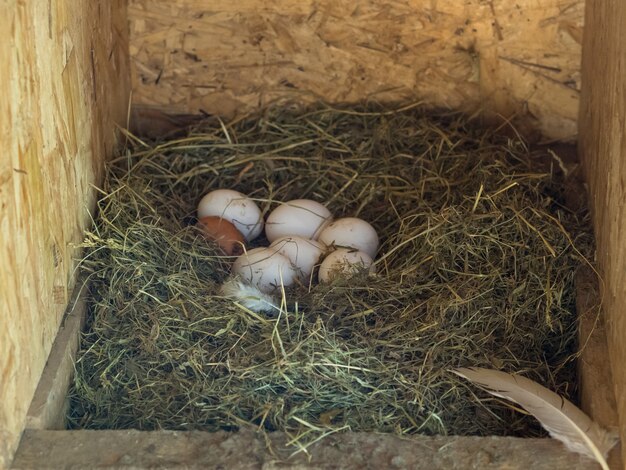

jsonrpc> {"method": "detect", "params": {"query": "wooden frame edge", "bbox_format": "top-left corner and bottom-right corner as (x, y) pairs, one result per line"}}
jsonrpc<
(24, 284), (87, 430)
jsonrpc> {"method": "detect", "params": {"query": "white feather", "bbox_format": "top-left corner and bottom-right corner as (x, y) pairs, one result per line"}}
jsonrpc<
(220, 278), (279, 313)
(452, 367), (618, 469)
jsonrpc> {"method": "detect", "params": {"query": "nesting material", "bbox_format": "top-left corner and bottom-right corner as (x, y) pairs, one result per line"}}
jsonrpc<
(68, 105), (593, 449)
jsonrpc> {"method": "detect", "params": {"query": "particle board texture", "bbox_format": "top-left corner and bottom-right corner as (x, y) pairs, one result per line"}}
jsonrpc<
(0, 1), (130, 467)
(128, 0), (584, 142)
(11, 429), (600, 470)
(578, 0), (626, 466)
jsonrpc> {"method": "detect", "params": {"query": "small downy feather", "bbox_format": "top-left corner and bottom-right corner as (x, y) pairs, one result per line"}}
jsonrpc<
(220, 278), (279, 313)
(452, 367), (619, 470)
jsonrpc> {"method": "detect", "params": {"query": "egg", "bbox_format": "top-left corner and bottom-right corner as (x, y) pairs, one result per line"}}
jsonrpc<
(197, 189), (264, 241)
(265, 199), (332, 242)
(318, 217), (379, 258)
(269, 236), (326, 280)
(232, 247), (297, 293)
(197, 216), (245, 256)
(318, 248), (375, 283)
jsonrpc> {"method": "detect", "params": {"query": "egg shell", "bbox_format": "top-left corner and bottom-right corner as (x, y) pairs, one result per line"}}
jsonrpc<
(232, 247), (297, 294)
(197, 216), (245, 256)
(269, 236), (326, 281)
(318, 217), (379, 258)
(197, 189), (264, 241)
(318, 248), (375, 283)
(265, 199), (333, 242)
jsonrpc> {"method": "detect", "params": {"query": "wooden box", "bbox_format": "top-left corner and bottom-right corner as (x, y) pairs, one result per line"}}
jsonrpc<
(2, 1), (625, 468)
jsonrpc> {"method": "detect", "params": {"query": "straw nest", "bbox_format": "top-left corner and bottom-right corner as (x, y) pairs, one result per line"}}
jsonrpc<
(68, 104), (594, 449)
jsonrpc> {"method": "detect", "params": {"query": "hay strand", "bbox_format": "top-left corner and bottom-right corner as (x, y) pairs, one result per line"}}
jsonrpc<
(68, 105), (594, 448)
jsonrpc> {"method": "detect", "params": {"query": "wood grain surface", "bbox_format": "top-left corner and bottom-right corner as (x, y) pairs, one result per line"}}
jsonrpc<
(12, 429), (600, 469)
(0, 1), (130, 467)
(128, 0), (584, 141)
(579, 0), (626, 465)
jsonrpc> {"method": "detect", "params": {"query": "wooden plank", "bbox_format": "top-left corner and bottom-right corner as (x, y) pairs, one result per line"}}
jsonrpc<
(0, 1), (130, 467)
(24, 286), (87, 431)
(578, 0), (626, 465)
(128, 0), (583, 141)
(11, 429), (600, 470)
(576, 266), (622, 469)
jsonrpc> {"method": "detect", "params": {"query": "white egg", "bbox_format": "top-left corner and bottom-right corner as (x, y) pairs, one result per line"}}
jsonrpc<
(318, 217), (379, 259)
(197, 189), (264, 241)
(270, 236), (326, 281)
(232, 247), (297, 294)
(265, 199), (332, 242)
(318, 248), (375, 283)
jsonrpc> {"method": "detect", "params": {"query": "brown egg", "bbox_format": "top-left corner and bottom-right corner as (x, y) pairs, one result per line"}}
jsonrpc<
(197, 216), (246, 256)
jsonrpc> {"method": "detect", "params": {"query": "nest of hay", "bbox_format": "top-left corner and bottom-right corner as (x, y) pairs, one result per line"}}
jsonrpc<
(68, 104), (594, 448)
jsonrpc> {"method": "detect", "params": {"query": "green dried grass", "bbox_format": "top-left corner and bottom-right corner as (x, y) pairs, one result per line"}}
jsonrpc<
(68, 104), (594, 449)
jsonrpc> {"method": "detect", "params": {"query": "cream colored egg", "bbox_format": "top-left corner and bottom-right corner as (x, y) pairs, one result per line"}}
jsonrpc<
(270, 236), (326, 280)
(318, 217), (379, 258)
(197, 189), (264, 241)
(318, 248), (375, 283)
(232, 247), (297, 293)
(265, 199), (332, 242)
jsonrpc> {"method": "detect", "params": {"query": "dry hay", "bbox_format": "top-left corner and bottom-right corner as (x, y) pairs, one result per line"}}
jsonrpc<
(68, 104), (594, 449)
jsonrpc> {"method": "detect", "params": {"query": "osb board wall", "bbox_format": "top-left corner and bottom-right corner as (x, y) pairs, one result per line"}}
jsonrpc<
(579, 0), (626, 464)
(0, 1), (129, 466)
(128, 0), (583, 141)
